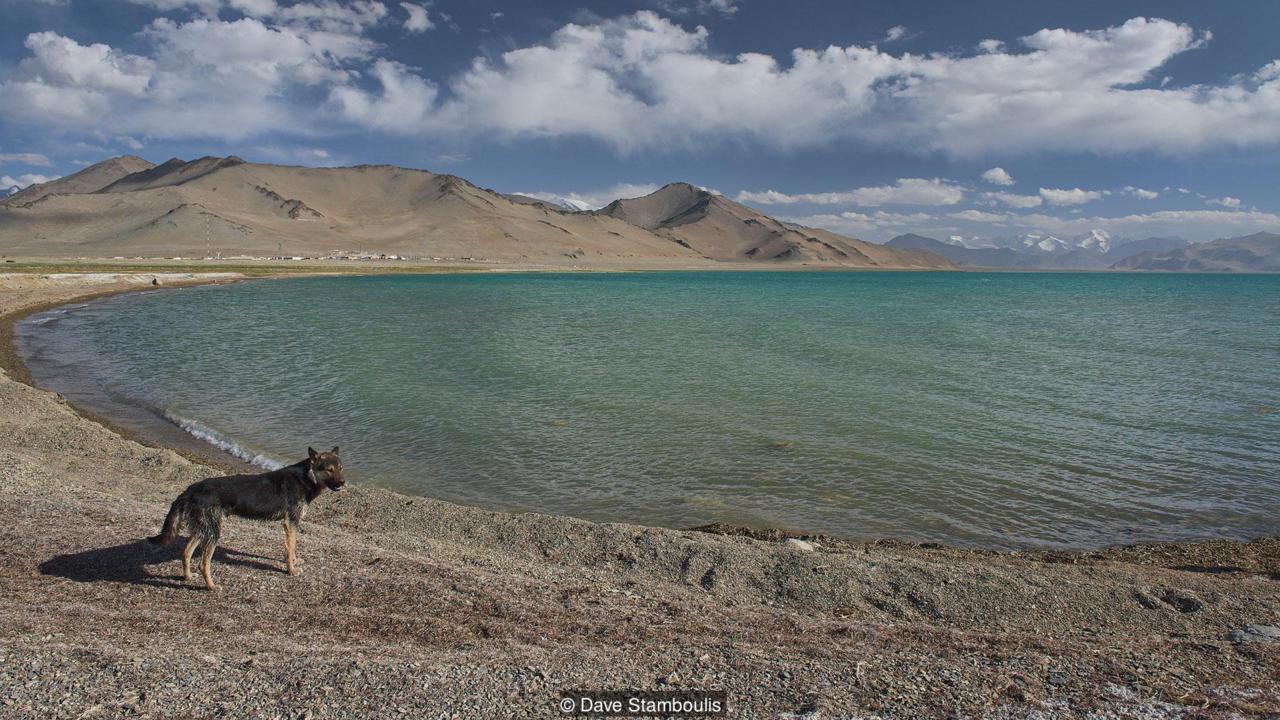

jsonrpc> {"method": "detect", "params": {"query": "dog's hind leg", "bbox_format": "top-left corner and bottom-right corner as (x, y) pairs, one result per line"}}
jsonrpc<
(200, 538), (219, 591)
(198, 509), (223, 592)
(181, 536), (201, 581)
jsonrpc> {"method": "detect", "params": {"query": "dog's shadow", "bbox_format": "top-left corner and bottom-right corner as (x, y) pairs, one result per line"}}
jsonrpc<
(39, 541), (283, 591)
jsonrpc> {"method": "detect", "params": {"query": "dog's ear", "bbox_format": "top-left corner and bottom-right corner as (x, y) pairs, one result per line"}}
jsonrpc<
(308, 446), (318, 461)
(331, 446), (340, 456)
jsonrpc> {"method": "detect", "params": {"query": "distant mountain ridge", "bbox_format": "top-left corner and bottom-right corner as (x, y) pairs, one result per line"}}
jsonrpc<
(1113, 232), (1280, 272)
(887, 232), (1195, 270)
(0, 156), (953, 268)
(3, 155), (155, 207)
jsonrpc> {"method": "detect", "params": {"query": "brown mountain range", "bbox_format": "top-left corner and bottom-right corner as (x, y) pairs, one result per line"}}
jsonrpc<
(0, 156), (953, 268)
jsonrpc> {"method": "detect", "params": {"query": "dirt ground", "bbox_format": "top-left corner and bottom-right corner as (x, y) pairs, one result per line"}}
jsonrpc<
(0, 274), (1276, 719)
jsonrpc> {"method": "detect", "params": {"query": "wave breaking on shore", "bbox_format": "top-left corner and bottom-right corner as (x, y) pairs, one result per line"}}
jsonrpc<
(163, 411), (282, 470)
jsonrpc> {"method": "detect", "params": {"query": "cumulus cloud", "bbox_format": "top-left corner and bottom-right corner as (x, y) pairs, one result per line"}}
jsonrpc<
(884, 26), (907, 43)
(330, 59), (437, 132)
(778, 210), (941, 239)
(1, 173), (57, 188)
(1039, 187), (1103, 206)
(1207, 196), (1242, 208)
(736, 178), (964, 206)
(0, 152), (52, 166)
(6, 11), (1280, 159)
(1, 10), (380, 138)
(364, 13), (1280, 156)
(981, 167), (1014, 185)
(400, 2), (431, 32)
(983, 191), (1042, 208)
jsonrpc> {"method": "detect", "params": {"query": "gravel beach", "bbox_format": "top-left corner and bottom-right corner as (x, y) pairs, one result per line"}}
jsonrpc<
(0, 273), (1276, 719)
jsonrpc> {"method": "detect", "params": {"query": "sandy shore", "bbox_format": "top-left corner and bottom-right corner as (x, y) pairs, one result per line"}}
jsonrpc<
(0, 271), (1276, 719)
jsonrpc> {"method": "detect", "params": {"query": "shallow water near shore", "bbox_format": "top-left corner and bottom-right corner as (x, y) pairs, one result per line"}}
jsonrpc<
(17, 271), (1280, 548)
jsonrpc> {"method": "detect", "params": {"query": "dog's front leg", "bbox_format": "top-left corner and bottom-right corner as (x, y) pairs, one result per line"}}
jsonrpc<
(284, 521), (300, 576)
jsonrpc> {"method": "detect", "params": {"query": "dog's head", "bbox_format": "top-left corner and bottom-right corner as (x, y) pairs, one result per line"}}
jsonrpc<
(307, 446), (345, 491)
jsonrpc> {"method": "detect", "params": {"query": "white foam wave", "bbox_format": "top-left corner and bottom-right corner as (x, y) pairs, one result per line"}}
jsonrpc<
(164, 413), (283, 470)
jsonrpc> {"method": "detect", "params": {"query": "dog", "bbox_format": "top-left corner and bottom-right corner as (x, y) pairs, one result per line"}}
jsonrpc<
(148, 446), (344, 591)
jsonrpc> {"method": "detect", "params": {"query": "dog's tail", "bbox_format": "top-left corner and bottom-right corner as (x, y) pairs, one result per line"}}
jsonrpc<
(147, 496), (186, 546)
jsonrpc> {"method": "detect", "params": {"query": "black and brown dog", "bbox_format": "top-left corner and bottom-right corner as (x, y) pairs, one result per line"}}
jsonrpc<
(148, 447), (344, 590)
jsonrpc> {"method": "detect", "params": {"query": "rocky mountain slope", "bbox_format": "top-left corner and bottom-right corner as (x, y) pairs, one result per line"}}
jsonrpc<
(601, 183), (949, 266)
(0, 157), (953, 268)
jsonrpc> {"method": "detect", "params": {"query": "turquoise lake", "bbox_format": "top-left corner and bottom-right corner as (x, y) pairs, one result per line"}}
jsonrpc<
(18, 271), (1280, 548)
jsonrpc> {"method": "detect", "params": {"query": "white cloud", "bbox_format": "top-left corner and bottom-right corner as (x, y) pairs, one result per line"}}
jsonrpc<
(779, 210), (940, 239)
(8, 11), (1280, 160)
(416, 14), (1273, 155)
(1123, 186), (1159, 200)
(0, 32), (154, 125)
(330, 59), (437, 132)
(884, 26), (907, 43)
(0, 12), (379, 138)
(248, 144), (342, 165)
(21, 31), (154, 96)
(413, 13), (1280, 156)
(949, 209), (1011, 224)
(2, 173), (57, 188)
(983, 191), (1042, 208)
(736, 178), (963, 206)
(1039, 187), (1103, 206)
(981, 167), (1014, 185)
(400, 2), (431, 32)
(516, 182), (661, 210)
(1207, 196), (1242, 208)
(0, 152), (52, 166)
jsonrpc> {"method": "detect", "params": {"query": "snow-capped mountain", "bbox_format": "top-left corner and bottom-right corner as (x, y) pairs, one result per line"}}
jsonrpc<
(992, 229), (1113, 255)
(502, 192), (592, 212)
(886, 231), (1194, 269)
(946, 234), (999, 249)
(1017, 233), (1070, 254)
(536, 195), (594, 211)
(1071, 229), (1113, 253)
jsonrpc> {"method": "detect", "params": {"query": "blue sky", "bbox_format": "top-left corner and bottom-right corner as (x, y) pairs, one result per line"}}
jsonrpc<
(2, 0), (1280, 242)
